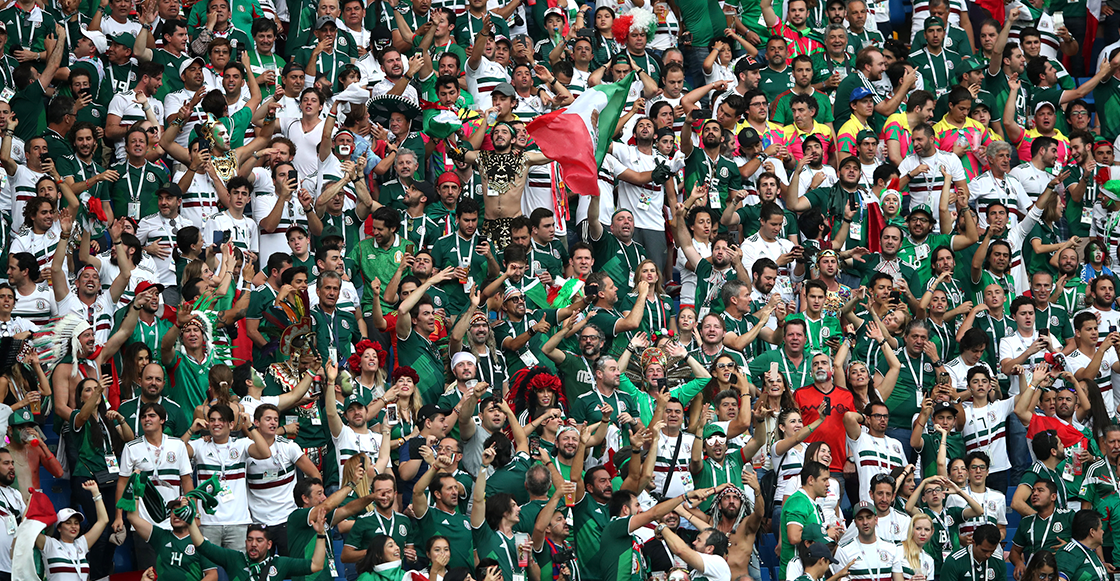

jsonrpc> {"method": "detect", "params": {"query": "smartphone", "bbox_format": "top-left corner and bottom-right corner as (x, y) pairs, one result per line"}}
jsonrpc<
(529, 434), (541, 456)
(694, 108), (712, 119)
(1111, 324), (1117, 334)
(1040, 328), (1049, 337)
(655, 377), (667, 391)
(679, 31), (693, 46)
(939, 371), (951, 384)
(40, 152), (50, 164)
(822, 396), (831, 417)
(287, 169), (298, 181)
(213, 230), (230, 245)
(79, 87), (93, 99)
(386, 403), (399, 425)
(891, 291), (904, 303)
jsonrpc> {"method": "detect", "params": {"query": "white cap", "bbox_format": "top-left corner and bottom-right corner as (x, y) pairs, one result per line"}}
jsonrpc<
(57, 508), (85, 525)
(80, 28), (107, 54)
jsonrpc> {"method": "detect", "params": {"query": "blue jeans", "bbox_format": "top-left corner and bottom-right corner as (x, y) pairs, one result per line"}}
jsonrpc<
(1006, 417), (1031, 488)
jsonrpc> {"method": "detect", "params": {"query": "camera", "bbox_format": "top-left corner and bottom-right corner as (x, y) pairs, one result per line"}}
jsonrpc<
(693, 108), (712, 120)
(585, 283), (599, 298)
(552, 547), (575, 564)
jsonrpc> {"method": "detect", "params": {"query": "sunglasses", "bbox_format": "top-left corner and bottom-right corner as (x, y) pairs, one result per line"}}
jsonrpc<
(715, 362), (736, 369)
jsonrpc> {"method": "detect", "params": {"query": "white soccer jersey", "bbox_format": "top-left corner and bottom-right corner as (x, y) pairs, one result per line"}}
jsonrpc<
(42, 536), (90, 580)
(190, 437), (254, 525)
(246, 436), (304, 526)
(135, 213), (181, 288)
(613, 145), (666, 231)
(0, 485), (25, 573)
(308, 279), (359, 315)
(10, 223), (61, 275)
(848, 428), (906, 503)
(252, 192), (311, 266)
(107, 91), (164, 161)
(174, 169), (220, 229)
(331, 425), (383, 487)
(204, 211), (259, 254)
(1009, 162), (1058, 205)
(891, 541), (935, 581)
(652, 430), (695, 498)
(834, 537), (897, 581)
(960, 398), (1017, 473)
(119, 434), (192, 530)
(968, 171), (1032, 229)
(948, 486), (1007, 538)
(9, 165), (46, 232)
(12, 282), (55, 327)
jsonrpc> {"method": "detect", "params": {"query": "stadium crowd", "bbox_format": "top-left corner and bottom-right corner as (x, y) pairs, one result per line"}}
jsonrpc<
(1, 0), (1120, 579)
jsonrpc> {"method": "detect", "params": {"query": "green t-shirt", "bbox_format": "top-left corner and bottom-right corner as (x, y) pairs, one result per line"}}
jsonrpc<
(784, 313), (842, 355)
(748, 349), (812, 390)
(350, 235), (412, 315)
(555, 352), (597, 404)
(486, 451), (535, 504)
(430, 232), (489, 315)
(918, 429), (966, 480)
(69, 409), (113, 479)
(1011, 508), (1074, 556)
(109, 160), (169, 219)
(345, 510), (414, 553)
(595, 516), (643, 581)
(310, 305), (360, 364)
(10, 79), (46, 143)
(759, 65), (795, 102)
(199, 540), (313, 581)
(149, 527), (216, 581)
(474, 522), (527, 581)
(169, 349), (221, 414)
(922, 505), (966, 570)
(692, 258), (735, 315)
(589, 231), (646, 293)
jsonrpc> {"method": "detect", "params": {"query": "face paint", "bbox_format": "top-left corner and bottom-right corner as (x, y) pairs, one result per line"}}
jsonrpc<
(212, 124), (230, 150)
(337, 144), (353, 156)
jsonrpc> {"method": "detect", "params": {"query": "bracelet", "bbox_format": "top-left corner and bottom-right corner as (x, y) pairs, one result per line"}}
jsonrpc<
(876, 339), (886, 346)
(932, 360), (944, 368)
(111, 239), (122, 245)
(247, 424), (257, 431)
(92, 494), (103, 502)
(317, 534), (328, 539)
(59, 231), (70, 239)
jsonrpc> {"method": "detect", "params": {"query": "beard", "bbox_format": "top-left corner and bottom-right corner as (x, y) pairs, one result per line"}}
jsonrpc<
(814, 370), (830, 382)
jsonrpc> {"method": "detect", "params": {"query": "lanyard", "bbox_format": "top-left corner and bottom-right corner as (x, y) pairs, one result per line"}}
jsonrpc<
(376, 510), (396, 536)
(127, 164), (148, 203)
(477, 350), (499, 387)
(319, 306), (338, 347)
(453, 233), (476, 268)
(13, 10), (34, 48)
(145, 434), (165, 476)
(499, 530), (519, 573)
(929, 508), (952, 551)
(1030, 510), (1054, 550)
(924, 48), (951, 91)
(969, 548), (989, 581)
(1075, 541), (1107, 580)
(781, 355), (810, 390)
(901, 351), (925, 391)
(646, 295), (665, 333)
(708, 458), (734, 486)
(1039, 464), (1067, 505)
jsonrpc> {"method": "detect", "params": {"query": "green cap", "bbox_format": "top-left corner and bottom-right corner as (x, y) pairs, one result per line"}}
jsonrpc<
(924, 16), (945, 31)
(856, 129), (878, 143)
(10, 407), (33, 426)
(110, 32), (136, 48)
(957, 58), (985, 78)
(909, 203), (935, 220)
(702, 423), (727, 439)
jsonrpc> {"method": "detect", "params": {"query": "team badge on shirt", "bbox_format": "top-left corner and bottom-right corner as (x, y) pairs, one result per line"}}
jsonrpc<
(167, 452), (176, 462)
(185, 545), (196, 555)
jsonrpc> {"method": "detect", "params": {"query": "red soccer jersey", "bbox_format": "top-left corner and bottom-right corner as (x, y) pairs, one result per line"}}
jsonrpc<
(794, 385), (856, 473)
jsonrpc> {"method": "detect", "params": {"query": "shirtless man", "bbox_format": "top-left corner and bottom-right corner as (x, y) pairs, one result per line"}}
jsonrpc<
(448, 121), (551, 249)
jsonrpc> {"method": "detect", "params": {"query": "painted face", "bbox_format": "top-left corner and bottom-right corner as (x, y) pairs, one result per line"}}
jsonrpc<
(212, 123), (230, 150)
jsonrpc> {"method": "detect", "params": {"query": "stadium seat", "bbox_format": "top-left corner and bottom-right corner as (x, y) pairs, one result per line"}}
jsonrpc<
(760, 567), (772, 581)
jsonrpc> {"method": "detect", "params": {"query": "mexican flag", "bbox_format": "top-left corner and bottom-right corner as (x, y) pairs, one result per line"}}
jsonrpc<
(526, 72), (636, 196)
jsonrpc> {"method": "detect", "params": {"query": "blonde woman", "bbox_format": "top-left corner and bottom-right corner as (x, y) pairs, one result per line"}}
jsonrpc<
(892, 514), (935, 581)
(341, 453), (375, 515)
(617, 259), (676, 335)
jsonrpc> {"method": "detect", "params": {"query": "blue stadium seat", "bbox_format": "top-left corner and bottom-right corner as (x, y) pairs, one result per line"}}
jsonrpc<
(1006, 509), (1021, 529)
(760, 567), (772, 581)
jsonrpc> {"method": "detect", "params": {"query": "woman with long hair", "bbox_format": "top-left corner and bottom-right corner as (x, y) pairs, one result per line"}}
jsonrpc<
(1081, 239), (1113, 283)
(348, 340), (389, 401)
(194, 363), (247, 431)
(507, 367), (567, 427)
(367, 367), (424, 452)
(68, 377), (133, 578)
(706, 354), (749, 401)
(356, 534), (403, 580)
(1019, 549), (1057, 581)
(591, 7), (618, 64)
(805, 441), (843, 527)
(617, 259), (675, 334)
(765, 406), (825, 506)
(38, 481), (109, 581)
(836, 324), (899, 410)
(892, 514), (935, 581)
(117, 343), (152, 402)
(746, 370), (796, 478)
(342, 453), (375, 515)
(424, 536), (452, 581)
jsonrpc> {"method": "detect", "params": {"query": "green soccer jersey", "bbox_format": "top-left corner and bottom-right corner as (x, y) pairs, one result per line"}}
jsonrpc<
(474, 522), (527, 581)
(569, 387), (638, 426)
(1011, 508), (1074, 557)
(573, 494), (610, 577)
(494, 308), (560, 376)
(779, 488), (826, 580)
(555, 352), (597, 404)
(118, 395), (189, 438)
(109, 160), (169, 220)
(940, 546), (1007, 581)
(922, 505), (966, 570)
(616, 293), (674, 336)
(692, 259), (736, 315)
(345, 510), (414, 555)
(69, 409), (114, 479)
(589, 231), (646, 293)
(514, 498), (548, 534)
(595, 516), (643, 581)
(878, 349), (934, 430)
(169, 349), (221, 414)
(899, 232), (953, 284)
(287, 507), (339, 581)
(419, 506), (474, 569)
(396, 326), (444, 404)
(486, 452), (535, 503)
(585, 306), (629, 358)
(748, 350), (813, 390)
(785, 313), (841, 355)
(527, 239), (569, 276)
(200, 541), (314, 581)
(759, 65), (795, 102)
(1035, 304), (1074, 346)
(683, 148), (742, 211)
(150, 527), (216, 581)
(1055, 540), (1107, 581)
(1020, 461), (1069, 507)
(310, 305), (360, 364)
(430, 231), (489, 315)
(694, 453), (747, 511)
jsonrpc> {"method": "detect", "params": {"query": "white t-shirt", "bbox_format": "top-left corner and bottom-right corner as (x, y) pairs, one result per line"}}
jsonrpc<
(741, 232), (796, 303)
(0, 485), (25, 573)
(891, 541), (935, 580)
(252, 192), (310, 266)
(796, 164), (838, 197)
(692, 553), (731, 581)
(968, 171), (1033, 229)
(281, 117), (328, 181)
(613, 144), (666, 231)
(960, 398), (1018, 473)
(998, 331), (1059, 395)
(1065, 347), (1119, 418)
(107, 91), (164, 161)
(135, 213), (181, 288)
(834, 537), (898, 581)
(848, 428), (906, 503)
(43, 536), (90, 581)
(898, 150), (966, 215)
(1007, 162), (1056, 204)
(652, 431), (695, 498)
(204, 210), (259, 254)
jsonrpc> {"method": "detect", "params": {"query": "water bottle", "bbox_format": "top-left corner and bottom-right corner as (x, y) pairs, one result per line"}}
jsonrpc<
(486, 110), (498, 125)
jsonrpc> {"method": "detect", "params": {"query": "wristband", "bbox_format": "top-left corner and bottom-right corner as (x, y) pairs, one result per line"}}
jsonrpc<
(317, 534), (328, 539)
(92, 494), (103, 502)
(247, 424), (257, 431)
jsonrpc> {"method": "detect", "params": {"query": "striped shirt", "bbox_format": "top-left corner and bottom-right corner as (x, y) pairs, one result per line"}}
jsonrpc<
(834, 538), (897, 581)
(848, 429), (905, 503)
(246, 436), (304, 526)
(330, 425), (383, 488)
(43, 536), (89, 580)
(12, 282), (55, 327)
(119, 434), (193, 530)
(190, 438), (254, 526)
(961, 398), (1016, 472)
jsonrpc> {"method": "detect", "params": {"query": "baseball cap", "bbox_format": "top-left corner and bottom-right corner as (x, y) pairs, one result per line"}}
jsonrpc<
(543, 7), (564, 19)
(81, 28), (107, 54)
(409, 179), (436, 201)
(807, 543), (838, 564)
(492, 82), (516, 97)
(156, 183), (183, 198)
(416, 404), (451, 425)
(343, 394), (365, 410)
(57, 508), (85, 525)
(853, 500), (876, 516)
(924, 16), (945, 31)
(737, 127), (761, 148)
(282, 62), (306, 77)
(9, 407), (34, 426)
(1034, 100), (1057, 115)
(932, 401), (959, 416)
(957, 58), (985, 78)
(849, 86), (874, 102)
(493, 34), (512, 47)
(838, 155), (861, 170)
(315, 15), (338, 30)
(503, 287), (524, 302)
(856, 129), (878, 144)
(909, 203), (935, 220)
(178, 56), (206, 78)
(109, 31), (136, 48)
(134, 280), (165, 296)
(703, 424), (726, 439)
(734, 55), (766, 74)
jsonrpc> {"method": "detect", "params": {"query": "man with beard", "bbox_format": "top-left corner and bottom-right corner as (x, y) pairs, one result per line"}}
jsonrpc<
(1054, 247), (1088, 313)
(816, 250), (852, 317)
(50, 215), (133, 342)
(449, 122), (551, 249)
(689, 313), (749, 369)
(117, 362), (190, 437)
(795, 351), (856, 484)
(342, 474), (416, 565)
(883, 91), (936, 166)
(58, 121), (118, 206)
(1020, 57), (1110, 145)
(0, 447), (23, 580)
(586, 197), (648, 292)
(739, 91), (787, 156)
(985, 29), (1030, 136)
(790, 134), (837, 194)
(690, 424), (754, 513)
(531, 478), (580, 581)
(674, 211), (751, 315)
(811, 25), (854, 96)
(351, 207), (411, 318)
(908, 18), (964, 97)
(844, 402), (906, 503)
(1007, 123), (1064, 205)
(835, 502), (901, 581)
(774, 54), (836, 129)
(187, 516), (328, 580)
(494, 285), (583, 375)
(1011, 480), (1075, 574)
(898, 195), (978, 284)
(541, 307), (607, 400)
(897, 123), (968, 214)
(681, 113), (741, 213)
(742, 202), (804, 301)
(413, 451), (475, 569)
(844, 225), (922, 302)
(1011, 430), (1074, 516)
(450, 296), (509, 394)
(834, 47), (914, 133)
(1062, 132), (1096, 242)
(614, 117), (673, 264)
(757, 36), (794, 102)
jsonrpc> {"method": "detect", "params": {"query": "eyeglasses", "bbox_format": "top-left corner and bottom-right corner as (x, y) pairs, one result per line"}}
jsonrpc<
(869, 413), (890, 420)
(579, 335), (600, 342)
(1037, 573), (1056, 581)
(145, 127), (160, 135)
(969, 465), (989, 471)
(1071, 111), (1089, 117)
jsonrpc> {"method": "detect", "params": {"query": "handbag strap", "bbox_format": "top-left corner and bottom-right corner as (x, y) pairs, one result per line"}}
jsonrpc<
(660, 432), (685, 499)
